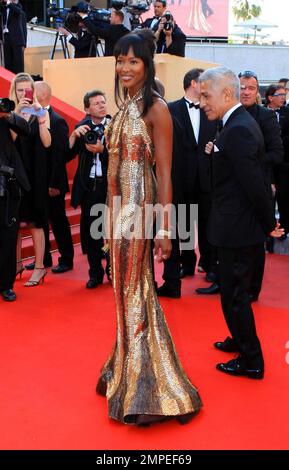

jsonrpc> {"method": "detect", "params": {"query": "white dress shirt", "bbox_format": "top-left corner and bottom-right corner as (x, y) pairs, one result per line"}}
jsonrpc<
(184, 96), (200, 144)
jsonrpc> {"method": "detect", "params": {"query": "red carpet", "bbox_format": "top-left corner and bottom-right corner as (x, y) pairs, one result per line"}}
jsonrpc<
(0, 247), (289, 450)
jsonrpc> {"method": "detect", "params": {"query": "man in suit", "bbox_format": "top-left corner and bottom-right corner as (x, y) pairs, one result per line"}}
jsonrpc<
(58, 22), (96, 58)
(78, 8), (129, 57)
(142, 1), (167, 31)
(34, 81), (74, 274)
(68, 90), (110, 288)
(157, 68), (217, 298)
(198, 71), (284, 298)
(0, 0), (27, 74)
(266, 84), (289, 239)
(199, 67), (283, 379)
(0, 109), (30, 301)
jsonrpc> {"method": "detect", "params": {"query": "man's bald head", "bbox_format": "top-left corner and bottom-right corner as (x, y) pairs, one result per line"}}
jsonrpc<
(35, 81), (52, 107)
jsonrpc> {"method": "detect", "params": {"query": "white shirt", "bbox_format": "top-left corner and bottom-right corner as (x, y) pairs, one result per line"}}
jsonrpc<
(222, 103), (242, 127)
(185, 96), (200, 144)
(89, 118), (106, 179)
(3, 6), (10, 33)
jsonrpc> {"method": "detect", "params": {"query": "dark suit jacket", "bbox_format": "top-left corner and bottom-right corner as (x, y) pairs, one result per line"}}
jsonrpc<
(168, 98), (217, 202)
(1, 3), (27, 47)
(208, 105), (275, 248)
(156, 25), (186, 57)
(82, 19), (129, 56)
(47, 108), (69, 194)
(0, 113), (30, 191)
(68, 29), (96, 58)
(246, 103), (283, 183)
(142, 17), (160, 31)
(68, 115), (109, 208)
(277, 105), (289, 163)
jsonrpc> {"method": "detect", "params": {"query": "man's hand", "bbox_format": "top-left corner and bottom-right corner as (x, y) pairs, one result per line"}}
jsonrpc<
(73, 124), (91, 139)
(49, 187), (60, 197)
(58, 27), (69, 36)
(270, 222), (285, 238)
(85, 140), (104, 154)
(205, 141), (214, 155)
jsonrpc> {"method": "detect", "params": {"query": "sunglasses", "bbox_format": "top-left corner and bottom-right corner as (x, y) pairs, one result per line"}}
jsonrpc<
(273, 93), (286, 97)
(238, 71), (258, 80)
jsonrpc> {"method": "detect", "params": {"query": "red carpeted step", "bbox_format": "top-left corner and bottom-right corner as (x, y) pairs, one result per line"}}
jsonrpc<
(20, 206), (81, 259)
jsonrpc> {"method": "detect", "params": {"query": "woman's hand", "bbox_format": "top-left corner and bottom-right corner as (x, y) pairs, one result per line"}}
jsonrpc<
(15, 96), (31, 115)
(154, 237), (172, 263)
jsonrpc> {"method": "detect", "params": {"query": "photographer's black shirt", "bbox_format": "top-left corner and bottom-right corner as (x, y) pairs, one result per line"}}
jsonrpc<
(82, 18), (129, 56)
(156, 25), (186, 57)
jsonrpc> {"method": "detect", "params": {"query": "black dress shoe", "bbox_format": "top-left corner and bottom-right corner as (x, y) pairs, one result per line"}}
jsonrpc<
(214, 336), (238, 352)
(180, 267), (195, 278)
(51, 264), (73, 274)
(86, 278), (103, 289)
(216, 356), (264, 379)
(195, 282), (220, 295)
(156, 283), (181, 298)
(1, 289), (16, 302)
(205, 272), (218, 283)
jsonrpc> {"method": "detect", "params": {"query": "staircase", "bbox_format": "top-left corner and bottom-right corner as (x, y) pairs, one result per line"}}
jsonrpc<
(21, 180), (81, 260)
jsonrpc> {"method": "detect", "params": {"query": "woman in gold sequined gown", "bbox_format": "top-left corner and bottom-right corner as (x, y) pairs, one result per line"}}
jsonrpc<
(96, 29), (202, 425)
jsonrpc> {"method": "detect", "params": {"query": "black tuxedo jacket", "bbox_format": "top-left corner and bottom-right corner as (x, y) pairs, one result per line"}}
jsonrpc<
(142, 17), (160, 31)
(47, 108), (69, 194)
(0, 113), (30, 191)
(82, 19), (129, 56)
(1, 3), (27, 47)
(69, 29), (96, 58)
(246, 103), (283, 182)
(208, 105), (275, 248)
(168, 97), (217, 202)
(276, 105), (289, 164)
(68, 115), (109, 208)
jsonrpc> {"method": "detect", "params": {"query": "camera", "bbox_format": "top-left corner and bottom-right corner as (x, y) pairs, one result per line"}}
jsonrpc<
(108, 0), (152, 29)
(163, 11), (173, 31)
(84, 127), (105, 145)
(0, 164), (15, 198)
(0, 98), (15, 114)
(47, 1), (110, 33)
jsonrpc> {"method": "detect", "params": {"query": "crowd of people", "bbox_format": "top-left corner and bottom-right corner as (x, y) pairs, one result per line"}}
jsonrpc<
(0, 0), (288, 427)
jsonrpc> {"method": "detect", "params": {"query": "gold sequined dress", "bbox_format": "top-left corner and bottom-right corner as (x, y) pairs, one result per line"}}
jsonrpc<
(96, 90), (202, 425)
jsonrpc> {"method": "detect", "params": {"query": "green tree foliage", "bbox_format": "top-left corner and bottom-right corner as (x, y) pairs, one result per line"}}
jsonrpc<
(233, 0), (262, 21)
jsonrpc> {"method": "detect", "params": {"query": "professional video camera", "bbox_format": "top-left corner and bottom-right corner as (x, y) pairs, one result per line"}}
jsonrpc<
(0, 164), (15, 198)
(163, 11), (174, 31)
(0, 98), (15, 114)
(47, 1), (110, 33)
(109, 0), (152, 29)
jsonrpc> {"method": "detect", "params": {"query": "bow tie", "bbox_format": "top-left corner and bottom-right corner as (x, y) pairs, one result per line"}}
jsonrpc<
(185, 99), (200, 109)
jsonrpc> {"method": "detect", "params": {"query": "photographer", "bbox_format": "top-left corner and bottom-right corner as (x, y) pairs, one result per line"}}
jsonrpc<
(58, 21), (96, 58)
(68, 90), (110, 288)
(0, 105), (30, 301)
(78, 8), (129, 56)
(155, 12), (186, 57)
(0, 0), (27, 73)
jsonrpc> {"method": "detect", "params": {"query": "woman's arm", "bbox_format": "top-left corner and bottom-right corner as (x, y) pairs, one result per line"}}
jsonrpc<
(148, 99), (173, 262)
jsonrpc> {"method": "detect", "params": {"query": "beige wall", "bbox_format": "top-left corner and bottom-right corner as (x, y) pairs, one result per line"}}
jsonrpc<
(43, 54), (217, 113)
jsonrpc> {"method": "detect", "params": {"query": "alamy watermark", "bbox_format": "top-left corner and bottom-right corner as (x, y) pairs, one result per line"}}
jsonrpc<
(89, 196), (198, 251)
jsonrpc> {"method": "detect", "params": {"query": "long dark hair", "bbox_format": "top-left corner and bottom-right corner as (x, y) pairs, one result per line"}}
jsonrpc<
(114, 29), (158, 116)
